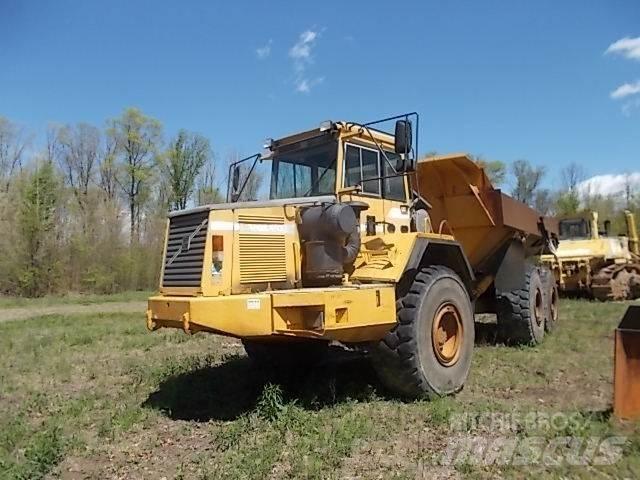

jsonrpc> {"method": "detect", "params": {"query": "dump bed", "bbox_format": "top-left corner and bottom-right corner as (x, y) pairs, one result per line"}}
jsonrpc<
(414, 154), (558, 270)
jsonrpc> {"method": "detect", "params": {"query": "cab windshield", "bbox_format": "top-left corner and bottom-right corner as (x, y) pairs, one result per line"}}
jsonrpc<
(270, 138), (337, 199)
(559, 218), (590, 239)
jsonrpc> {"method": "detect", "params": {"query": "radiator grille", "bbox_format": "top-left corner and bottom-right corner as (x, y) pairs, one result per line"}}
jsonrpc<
(238, 215), (287, 284)
(237, 214), (285, 224)
(162, 211), (209, 287)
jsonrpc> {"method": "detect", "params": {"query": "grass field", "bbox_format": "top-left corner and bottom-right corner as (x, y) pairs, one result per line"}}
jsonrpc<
(0, 291), (152, 309)
(1, 299), (639, 479)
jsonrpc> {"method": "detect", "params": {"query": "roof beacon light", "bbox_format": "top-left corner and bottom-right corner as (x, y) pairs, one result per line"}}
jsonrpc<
(263, 138), (274, 150)
(319, 120), (332, 132)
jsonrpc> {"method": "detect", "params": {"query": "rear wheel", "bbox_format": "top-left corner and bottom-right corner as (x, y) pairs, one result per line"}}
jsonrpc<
(371, 266), (474, 399)
(496, 265), (546, 345)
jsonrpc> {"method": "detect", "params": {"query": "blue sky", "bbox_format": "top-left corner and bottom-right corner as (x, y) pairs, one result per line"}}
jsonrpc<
(1, 0), (639, 190)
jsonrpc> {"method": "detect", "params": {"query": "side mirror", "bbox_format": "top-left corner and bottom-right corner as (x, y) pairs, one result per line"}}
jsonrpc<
(232, 166), (240, 194)
(394, 120), (413, 156)
(395, 156), (415, 173)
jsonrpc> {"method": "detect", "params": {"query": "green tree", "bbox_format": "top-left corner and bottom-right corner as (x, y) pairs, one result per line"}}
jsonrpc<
(108, 108), (162, 242)
(472, 155), (507, 187)
(163, 130), (211, 210)
(511, 159), (545, 206)
(17, 161), (59, 296)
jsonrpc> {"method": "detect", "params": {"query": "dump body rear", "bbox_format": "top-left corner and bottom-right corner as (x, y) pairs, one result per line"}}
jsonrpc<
(414, 154), (557, 276)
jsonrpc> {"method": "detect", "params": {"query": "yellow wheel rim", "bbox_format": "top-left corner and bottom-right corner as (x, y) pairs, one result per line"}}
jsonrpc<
(534, 288), (544, 327)
(432, 303), (463, 367)
(550, 288), (558, 322)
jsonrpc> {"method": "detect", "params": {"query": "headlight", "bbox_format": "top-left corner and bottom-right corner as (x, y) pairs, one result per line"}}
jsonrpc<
(211, 235), (224, 280)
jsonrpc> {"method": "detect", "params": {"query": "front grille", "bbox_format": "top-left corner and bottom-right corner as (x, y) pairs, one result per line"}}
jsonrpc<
(162, 211), (209, 287)
(238, 215), (287, 284)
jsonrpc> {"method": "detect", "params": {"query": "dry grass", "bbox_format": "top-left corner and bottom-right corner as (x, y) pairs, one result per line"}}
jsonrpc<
(0, 299), (639, 479)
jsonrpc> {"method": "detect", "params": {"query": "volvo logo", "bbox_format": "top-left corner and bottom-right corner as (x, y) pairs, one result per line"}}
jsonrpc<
(181, 234), (191, 252)
(166, 218), (208, 266)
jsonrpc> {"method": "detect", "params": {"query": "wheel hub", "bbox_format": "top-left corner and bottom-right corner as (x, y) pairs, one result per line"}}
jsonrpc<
(432, 303), (463, 366)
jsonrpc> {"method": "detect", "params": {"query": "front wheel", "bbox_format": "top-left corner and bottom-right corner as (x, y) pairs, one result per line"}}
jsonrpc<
(371, 266), (475, 399)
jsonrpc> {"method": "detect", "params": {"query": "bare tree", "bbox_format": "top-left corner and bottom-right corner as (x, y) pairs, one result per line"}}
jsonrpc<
(98, 133), (119, 203)
(228, 152), (264, 202)
(196, 153), (223, 205)
(45, 124), (62, 165)
(57, 123), (100, 217)
(561, 162), (586, 192)
(511, 159), (545, 206)
(534, 189), (554, 215)
(555, 162), (586, 216)
(0, 117), (30, 192)
(108, 108), (162, 243)
(163, 130), (211, 210)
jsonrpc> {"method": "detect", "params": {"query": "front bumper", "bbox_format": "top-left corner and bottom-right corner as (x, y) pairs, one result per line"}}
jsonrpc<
(147, 284), (397, 343)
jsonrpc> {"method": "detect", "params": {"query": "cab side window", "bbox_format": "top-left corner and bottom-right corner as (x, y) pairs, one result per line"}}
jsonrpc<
(381, 151), (406, 201)
(343, 144), (405, 200)
(361, 149), (381, 195)
(344, 145), (361, 188)
(344, 144), (381, 195)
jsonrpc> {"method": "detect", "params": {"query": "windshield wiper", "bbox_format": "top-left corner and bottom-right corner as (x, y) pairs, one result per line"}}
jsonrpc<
(302, 158), (337, 197)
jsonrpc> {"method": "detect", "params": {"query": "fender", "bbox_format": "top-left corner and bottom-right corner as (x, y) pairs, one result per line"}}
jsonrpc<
(403, 237), (475, 296)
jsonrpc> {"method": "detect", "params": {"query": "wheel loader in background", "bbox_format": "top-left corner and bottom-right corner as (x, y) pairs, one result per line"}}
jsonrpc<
(146, 113), (559, 399)
(540, 211), (640, 301)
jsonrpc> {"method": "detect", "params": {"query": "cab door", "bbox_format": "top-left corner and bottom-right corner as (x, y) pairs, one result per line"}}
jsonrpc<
(342, 143), (410, 235)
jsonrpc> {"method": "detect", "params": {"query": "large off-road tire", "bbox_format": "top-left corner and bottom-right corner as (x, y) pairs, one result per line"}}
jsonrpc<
(496, 265), (546, 345)
(371, 266), (475, 399)
(540, 266), (559, 333)
(242, 338), (329, 368)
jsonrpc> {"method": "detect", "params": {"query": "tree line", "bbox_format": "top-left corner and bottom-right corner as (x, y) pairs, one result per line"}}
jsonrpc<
(0, 109), (638, 297)
(0, 108), (223, 296)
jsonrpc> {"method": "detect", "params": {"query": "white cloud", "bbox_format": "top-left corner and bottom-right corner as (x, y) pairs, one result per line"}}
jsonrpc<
(578, 172), (640, 197)
(606, 36), (640, 61)
(295, 77), (324, 93)
(289, 30), (317, 61)
(288, 29), (324, 93)
(610, 80), (640, 99)
(256, 40), (272, 59)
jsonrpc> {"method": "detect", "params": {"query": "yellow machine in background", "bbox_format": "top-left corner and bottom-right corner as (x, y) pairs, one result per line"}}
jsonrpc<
(540, 211), (640, 301)
(147, 113), (558, 399)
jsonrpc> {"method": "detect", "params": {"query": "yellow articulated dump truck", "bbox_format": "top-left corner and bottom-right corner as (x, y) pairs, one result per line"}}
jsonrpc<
(147, 113), (558, 399)
(540, 211), (640, 301)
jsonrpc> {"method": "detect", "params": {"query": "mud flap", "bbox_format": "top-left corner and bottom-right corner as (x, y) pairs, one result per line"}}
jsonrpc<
(494, 240), (526, 293)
